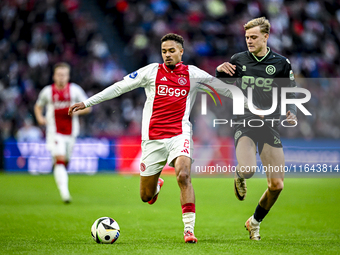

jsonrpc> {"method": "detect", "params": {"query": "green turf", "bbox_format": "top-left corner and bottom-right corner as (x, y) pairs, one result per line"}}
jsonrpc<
(0, 173), (339, 254)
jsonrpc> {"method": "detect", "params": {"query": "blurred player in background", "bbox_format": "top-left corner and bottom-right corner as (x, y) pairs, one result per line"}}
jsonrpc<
(69, 33), (251, 243)
(216, 17), (297, 240)
(34, 62), (92, 203)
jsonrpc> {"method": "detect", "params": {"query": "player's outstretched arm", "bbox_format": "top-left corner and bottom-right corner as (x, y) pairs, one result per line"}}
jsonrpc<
(74, 106), (92, 116)
(34, 104), (46, 126)
(68, 102), (86, 116)
(216, 62), (236, 76)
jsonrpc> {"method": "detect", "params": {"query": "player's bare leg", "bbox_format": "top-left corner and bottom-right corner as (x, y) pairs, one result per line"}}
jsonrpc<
(173, 155), (197, 243)
(53, 155), (71, 203)
(245, 144), (285, 240)
(174, 156), (195, 205)
(234, 136), (257, 200)
(140, 172), (162, 203)
(259, 144), (285, 210)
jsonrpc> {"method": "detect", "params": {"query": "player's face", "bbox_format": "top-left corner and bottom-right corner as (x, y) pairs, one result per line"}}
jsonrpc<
(161, 40), (183, 68)
(53, 67), (70, 87)
(245, 26), (268, 56)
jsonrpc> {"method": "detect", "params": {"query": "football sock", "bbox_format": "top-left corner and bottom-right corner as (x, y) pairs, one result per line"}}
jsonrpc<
(54, 164), (71, 201)
(182, 203), (196, 233)
(251, 216), (260, 225)
(154, 183), (160, 197)
(253, 204), (269, 223)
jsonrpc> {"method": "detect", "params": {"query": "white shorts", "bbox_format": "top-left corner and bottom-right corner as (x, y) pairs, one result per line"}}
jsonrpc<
(46, 133), (76, 161)
(140, 134), (194, 177)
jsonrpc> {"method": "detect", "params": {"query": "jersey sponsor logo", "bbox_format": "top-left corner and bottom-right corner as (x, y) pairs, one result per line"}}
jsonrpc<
(129, 71), (138, 79)
(53, 101), (70, 109)
(242, 65), (246, 71)
(140, 162), (146, 172)
(265, 65), (276, 75)
(234, 130), (242, 140)
(160, 76), (167, 81)
(241, 76), (274, 91)
(157, 85), (187, 97)
(178, 77), (187, 85)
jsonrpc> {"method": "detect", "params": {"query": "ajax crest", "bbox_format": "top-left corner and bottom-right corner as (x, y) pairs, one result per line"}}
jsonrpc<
(178, 77), (187, 85)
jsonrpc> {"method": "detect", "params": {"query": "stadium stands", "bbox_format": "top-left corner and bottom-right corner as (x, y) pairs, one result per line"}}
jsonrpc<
(0, 0), (340, 140)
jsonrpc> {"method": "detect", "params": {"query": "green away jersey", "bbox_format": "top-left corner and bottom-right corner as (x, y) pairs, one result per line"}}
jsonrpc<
(216, 48), (297, 123)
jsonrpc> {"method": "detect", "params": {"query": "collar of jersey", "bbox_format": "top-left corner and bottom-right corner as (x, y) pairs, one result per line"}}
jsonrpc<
(251, 47), (271, 62)
(52, 82), (70, 91)
(162, 61), (184, 73)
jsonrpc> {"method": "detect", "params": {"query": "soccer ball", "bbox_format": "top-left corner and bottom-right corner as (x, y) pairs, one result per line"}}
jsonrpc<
(91, 217), (120, 244)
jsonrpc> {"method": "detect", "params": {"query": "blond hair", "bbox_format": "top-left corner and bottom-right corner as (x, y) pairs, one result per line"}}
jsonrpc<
(244, 17), (270, 34)
(53, 62), (71, 73)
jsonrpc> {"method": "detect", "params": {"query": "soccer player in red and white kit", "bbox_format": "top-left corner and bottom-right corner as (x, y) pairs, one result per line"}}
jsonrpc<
(34, 62), (92, 203)
(69, 34), (251, 242)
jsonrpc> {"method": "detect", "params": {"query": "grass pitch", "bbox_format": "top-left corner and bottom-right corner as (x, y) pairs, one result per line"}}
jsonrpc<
(0, 173), (339, 254)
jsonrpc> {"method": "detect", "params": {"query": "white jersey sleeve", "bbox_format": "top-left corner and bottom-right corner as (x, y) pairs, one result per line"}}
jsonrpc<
(36, 86), (50, 107)
(188, 65), (251, 109)
(71, 83), (88, 103)
(84, 64), (157, 107)
(70, 83), (88, 137)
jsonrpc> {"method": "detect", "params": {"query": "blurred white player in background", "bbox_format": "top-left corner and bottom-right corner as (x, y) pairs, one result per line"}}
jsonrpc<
(34, 62), (91, 203)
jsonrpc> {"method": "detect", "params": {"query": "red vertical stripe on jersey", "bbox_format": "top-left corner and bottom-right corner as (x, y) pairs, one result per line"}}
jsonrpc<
(52, 83), (72, 135)
(149, 63), (190, 140)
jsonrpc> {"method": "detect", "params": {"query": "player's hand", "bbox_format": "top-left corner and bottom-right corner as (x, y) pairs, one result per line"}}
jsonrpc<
(285, 110), (297, 125)
(68, 102), (86, 116)
(255, 107), (264, 119)
(216, 62), (236, 76)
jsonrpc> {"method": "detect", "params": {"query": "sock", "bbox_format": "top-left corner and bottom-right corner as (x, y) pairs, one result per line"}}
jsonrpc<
(251, 216), (260, 225)
(182, 203), (195, 233)
(53, 164), (71, 201)
(154, 184), (160, 197)
(253, 204), (269, 223)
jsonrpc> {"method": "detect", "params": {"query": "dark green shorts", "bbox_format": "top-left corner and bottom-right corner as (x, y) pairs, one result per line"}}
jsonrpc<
(234, 123), (282, 155)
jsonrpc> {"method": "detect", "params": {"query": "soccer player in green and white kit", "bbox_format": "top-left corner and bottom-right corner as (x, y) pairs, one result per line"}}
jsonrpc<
(215, 17), (298, 240)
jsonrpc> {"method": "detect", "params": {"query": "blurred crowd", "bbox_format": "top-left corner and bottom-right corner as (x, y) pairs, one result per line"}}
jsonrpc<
(1, 0), (340, 141)
(0, 0), (129, 140)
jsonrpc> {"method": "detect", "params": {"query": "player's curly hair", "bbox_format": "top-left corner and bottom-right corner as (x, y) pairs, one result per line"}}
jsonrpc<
(244, 17), (271, 34)
(161, 33), (184, 48)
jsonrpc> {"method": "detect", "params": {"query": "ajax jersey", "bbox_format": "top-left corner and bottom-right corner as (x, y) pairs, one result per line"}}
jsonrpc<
(36, 83), (88, 137)
(84, 62), (243, 140)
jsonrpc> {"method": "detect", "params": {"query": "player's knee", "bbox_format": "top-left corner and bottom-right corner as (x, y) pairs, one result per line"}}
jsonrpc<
(55, 156), (66, 165)
(140, 191), (153, 203)
(268, 180), (284, 193)
(238, 165), (256, 179)
(141, 195), (152, 203)
(242, 170), (255, 179)
(176, 170), (190, 186)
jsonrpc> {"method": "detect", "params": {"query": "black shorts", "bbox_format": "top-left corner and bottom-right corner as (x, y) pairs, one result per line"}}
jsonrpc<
(234, 123), (282, 155)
